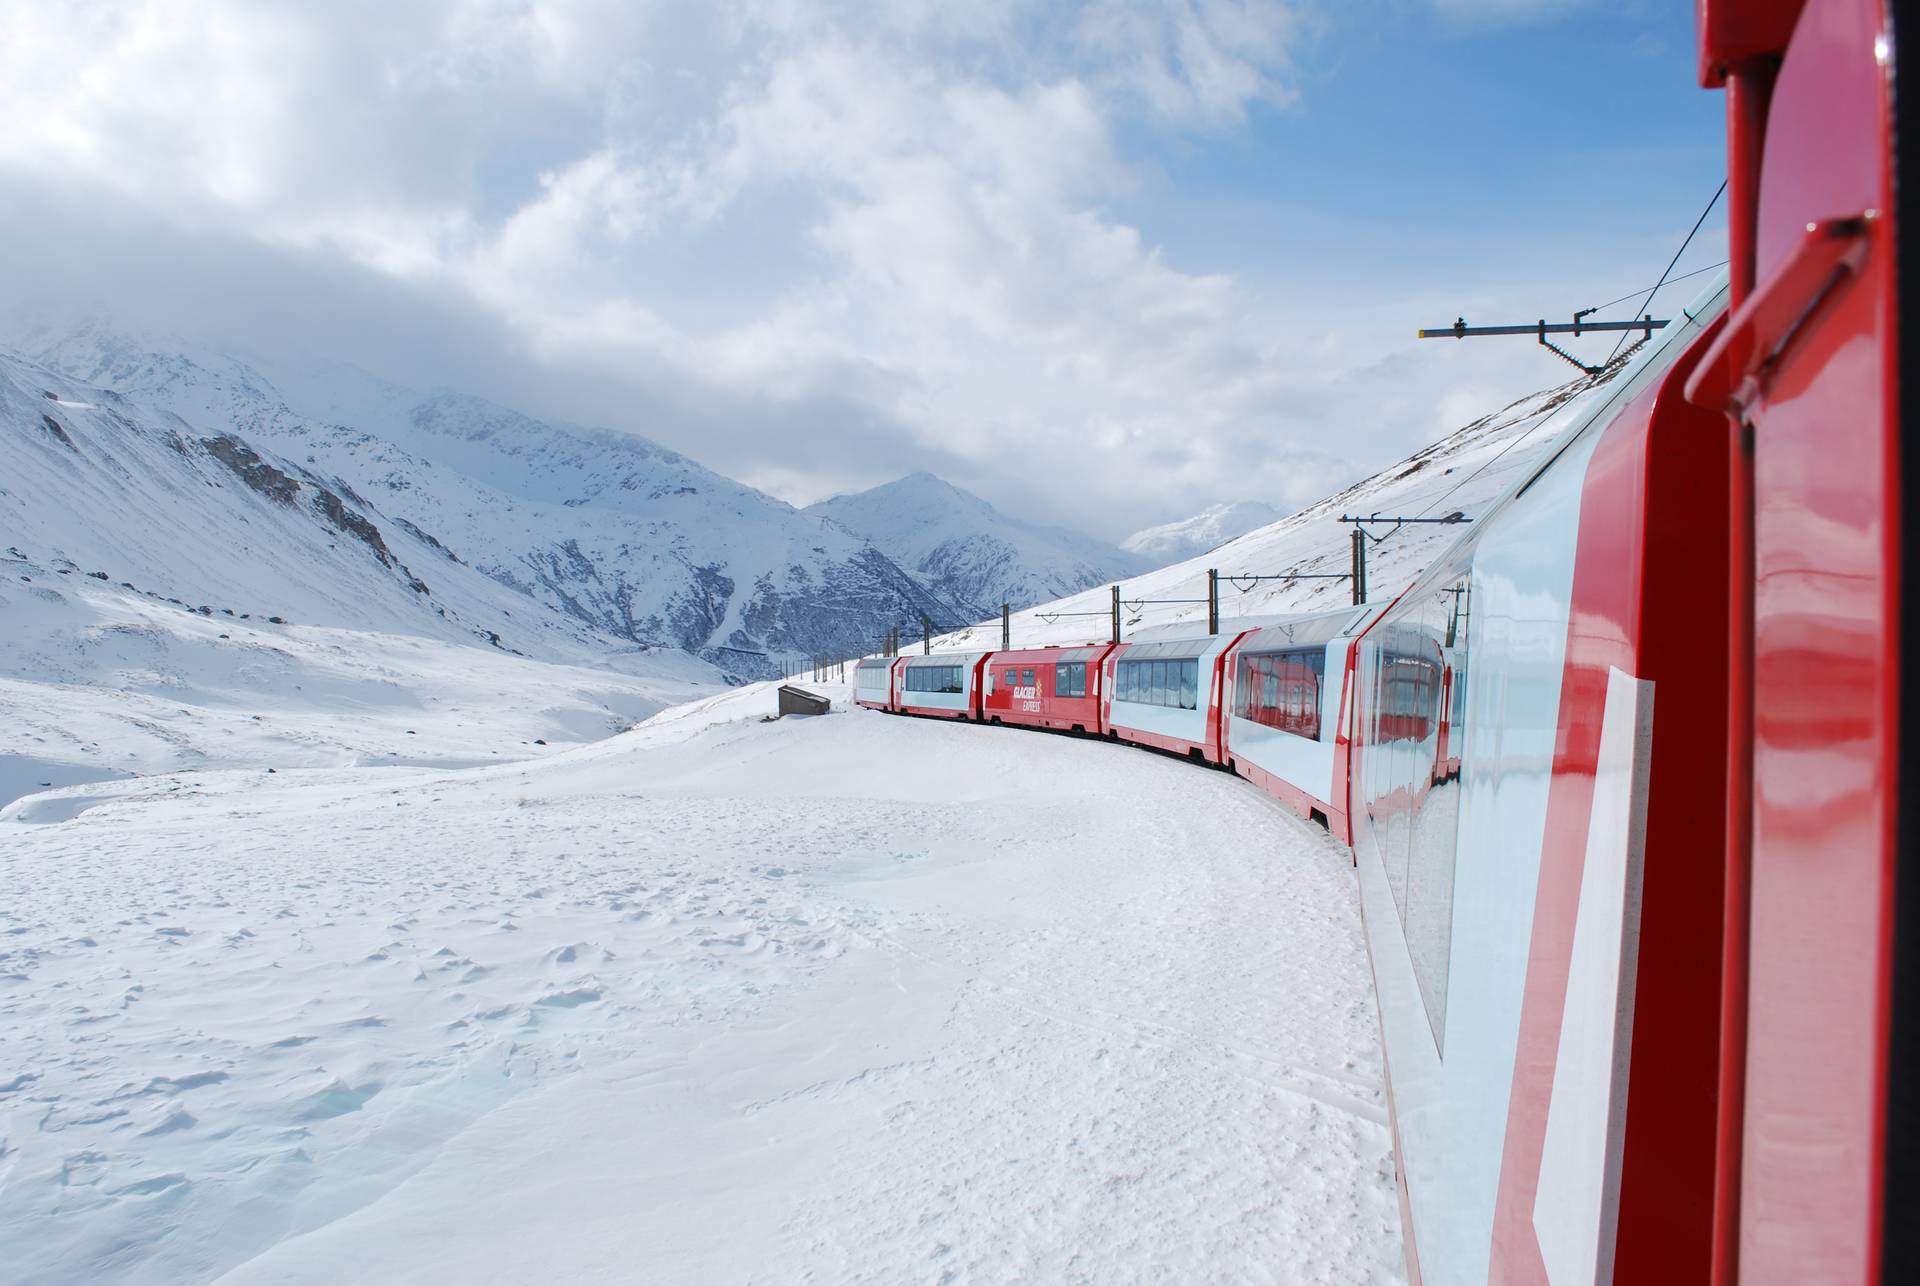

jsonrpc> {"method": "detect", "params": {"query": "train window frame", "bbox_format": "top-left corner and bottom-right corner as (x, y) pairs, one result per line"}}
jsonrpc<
(1233, 647), (1325, 739)
(1367, 575), (1471, 1053)
(1055, 661), (1086, 699)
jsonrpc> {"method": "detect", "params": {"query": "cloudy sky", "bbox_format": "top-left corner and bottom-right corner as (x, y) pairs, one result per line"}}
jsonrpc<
(0, 0), (1724, 541)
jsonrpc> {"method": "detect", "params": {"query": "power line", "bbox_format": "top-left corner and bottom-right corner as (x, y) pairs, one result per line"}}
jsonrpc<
(1403, 181), (1730, 529)
(1585, 259), (1728, 316)
(1603, 179), (1726, 366)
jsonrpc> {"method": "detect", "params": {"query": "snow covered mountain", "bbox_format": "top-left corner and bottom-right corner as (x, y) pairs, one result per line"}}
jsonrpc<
(0, 350), (735, 795)
(805, 472), (1147, 619)
(0, 351), (645, 663)
(1120, 500), (1290, 566)
(8, 322), (963, 678)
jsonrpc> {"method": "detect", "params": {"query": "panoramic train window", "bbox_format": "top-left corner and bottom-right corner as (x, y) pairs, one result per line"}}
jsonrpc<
(903, 665), (965, 694)
(1233, 648), (1325, 739)
(1368, 574), (1470, 1050)
(1115, 658), (1199, 710)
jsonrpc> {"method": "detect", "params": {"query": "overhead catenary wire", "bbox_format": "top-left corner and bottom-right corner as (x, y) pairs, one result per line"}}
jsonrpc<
(1227, 572), (1350, 593)
(1399, 179), (1730, 533)
(1602, 178), (1727, 366)
(1584, 258), (1728, 316)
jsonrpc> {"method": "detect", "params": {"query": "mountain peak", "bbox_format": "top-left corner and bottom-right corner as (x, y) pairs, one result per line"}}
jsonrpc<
(0, 323), (969, 678)
(805, 474), (1145, 616)
(1120, 500), (1290, 565)
(838, 470), (977, 506)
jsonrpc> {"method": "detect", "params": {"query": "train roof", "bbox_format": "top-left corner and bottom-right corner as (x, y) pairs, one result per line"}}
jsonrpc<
(899, 650), (987, 666)
(1120, 602), (1386, 653)
(1124, 622), (1247, 645)
(1235, 604), (1388, 652)
(989, 645), (1110, 662)
(1226, 602), (1388, 639)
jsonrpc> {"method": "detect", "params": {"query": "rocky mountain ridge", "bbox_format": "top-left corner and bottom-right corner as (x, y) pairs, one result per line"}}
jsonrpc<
(806, 471), (1146, 619)
(6, 323), (978, 678)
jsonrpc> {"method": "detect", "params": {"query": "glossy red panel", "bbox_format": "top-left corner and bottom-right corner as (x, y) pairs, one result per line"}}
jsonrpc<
(1751, 0), (1882, 283)
(1697, 0), (1806, 85)
(1738, 240), (1895, 1284)
(1734, 0), (1896, 1279)
(1487, 339), (1730, 1283)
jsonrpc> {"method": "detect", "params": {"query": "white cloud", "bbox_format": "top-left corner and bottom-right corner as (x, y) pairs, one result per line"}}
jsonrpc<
(1422, 0), (1593, 25)
(1074, 0), (1305, 123)
(0, 0), (1583, 539)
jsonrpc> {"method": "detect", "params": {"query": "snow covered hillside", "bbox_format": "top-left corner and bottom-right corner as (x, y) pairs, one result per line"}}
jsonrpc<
(1, 682), (1403, 1283)
(806, 471), (1146, 617)
(1121, 500), (1290, 566)
(0, 353), (675, 665)
(926, 365), (1622, 653)
(8, 321), (962, 679)
(0, 567), (723, 809)
(0, 349), (732, 802)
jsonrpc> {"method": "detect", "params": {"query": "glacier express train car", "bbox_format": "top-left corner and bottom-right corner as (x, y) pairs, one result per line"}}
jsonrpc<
(1220, 604), (1388, 844)
(1100, 626), (1252, 765)
(1349, 272), (1735, 1286)
(982, 644), (1116, 733)
(845, 12), (1909, 1277)
(852, 657), (898, 711)
(893, 651), (990, 720)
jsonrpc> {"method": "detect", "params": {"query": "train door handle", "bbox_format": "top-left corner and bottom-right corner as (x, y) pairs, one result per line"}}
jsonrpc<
(1685, 211), (1876, 416)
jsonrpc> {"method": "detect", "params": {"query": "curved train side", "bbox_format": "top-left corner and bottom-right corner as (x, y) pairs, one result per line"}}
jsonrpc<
(850, 2), (1904, 1278)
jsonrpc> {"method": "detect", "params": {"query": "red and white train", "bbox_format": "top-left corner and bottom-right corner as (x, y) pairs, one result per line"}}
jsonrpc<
(857, 603), (1386, 841)
(858, 2), (1903, 1280)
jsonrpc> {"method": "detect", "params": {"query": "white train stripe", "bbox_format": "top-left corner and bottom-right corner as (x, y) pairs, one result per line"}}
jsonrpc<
(1532, 666), (1655, 1286)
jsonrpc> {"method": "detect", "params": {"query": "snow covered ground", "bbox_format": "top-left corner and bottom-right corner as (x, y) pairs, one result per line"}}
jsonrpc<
(0, 569), (725, 809)
(2, 682), (1402, 1284)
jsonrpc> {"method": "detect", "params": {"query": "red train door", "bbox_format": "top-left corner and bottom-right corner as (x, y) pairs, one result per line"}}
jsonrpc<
(1688, 2), (1906, 1280)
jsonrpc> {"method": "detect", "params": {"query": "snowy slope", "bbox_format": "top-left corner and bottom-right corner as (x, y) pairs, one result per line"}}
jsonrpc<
(1120, 499), (1289, 566)
(924, 365), (1623, 653)
(806, 471), (1147, 617)
(0, 352), (737, 795)
(0, 354), (681, 663)
(0, 569), (724, 807)
(9, 321), (964, 679)
(1, 682), (1401, 1283)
